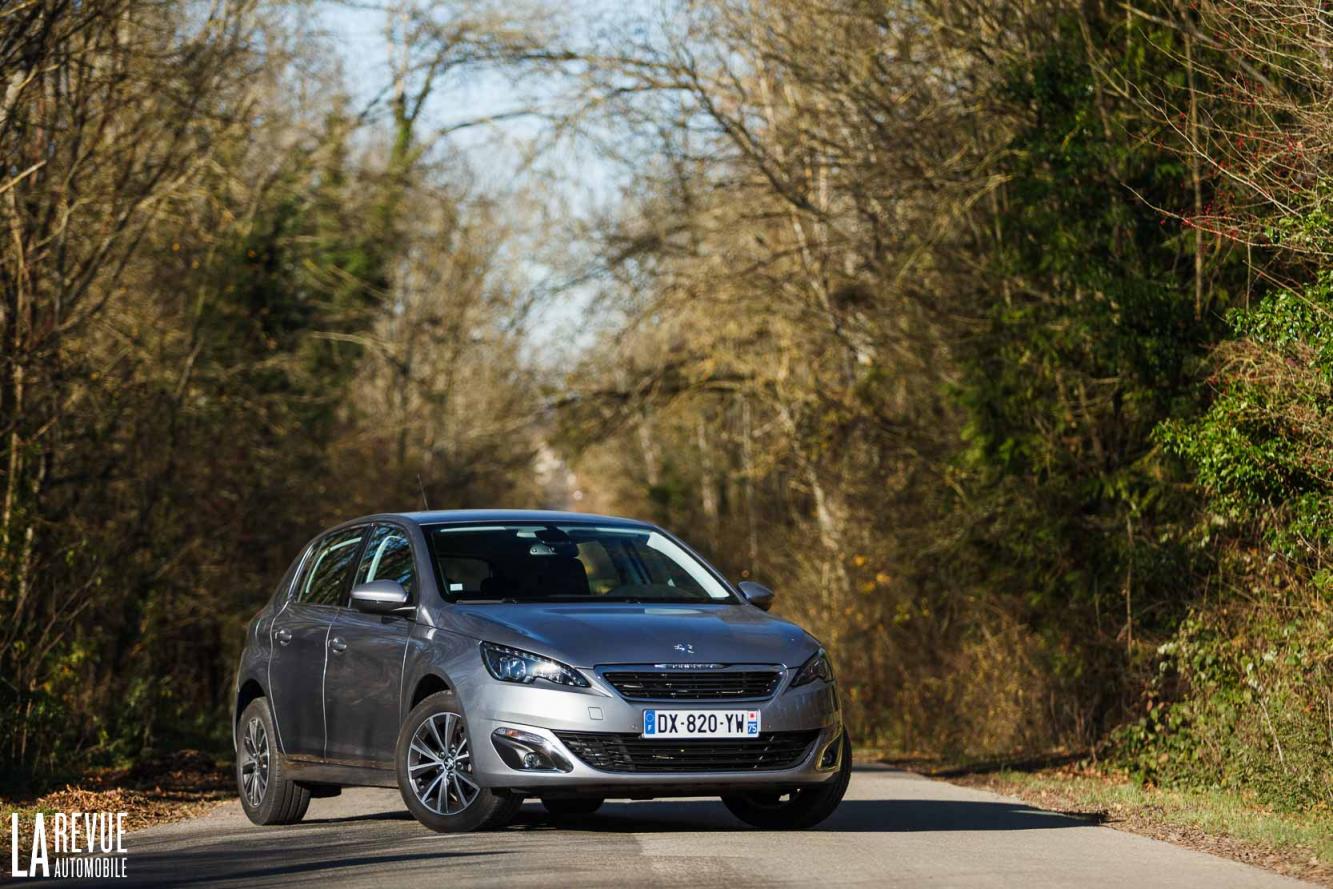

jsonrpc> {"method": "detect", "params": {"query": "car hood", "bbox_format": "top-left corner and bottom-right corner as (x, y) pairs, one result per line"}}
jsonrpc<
(444, 602), (818, 668)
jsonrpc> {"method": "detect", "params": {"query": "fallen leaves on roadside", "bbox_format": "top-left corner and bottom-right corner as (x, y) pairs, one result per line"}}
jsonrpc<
(2, 750), (235, 859)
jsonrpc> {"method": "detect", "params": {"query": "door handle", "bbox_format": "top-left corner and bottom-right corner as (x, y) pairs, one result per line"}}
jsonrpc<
(328, 636), (347, 653)
(275, 628), (293, 646)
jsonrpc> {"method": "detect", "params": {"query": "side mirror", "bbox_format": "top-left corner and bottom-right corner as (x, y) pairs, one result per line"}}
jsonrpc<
(350, 579), (409, 614)
(737, 580), (775, 611)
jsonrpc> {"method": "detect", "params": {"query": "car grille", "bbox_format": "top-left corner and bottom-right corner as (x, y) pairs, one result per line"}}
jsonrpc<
(602, 669), (783, 701)
(555, 731), (819, 773)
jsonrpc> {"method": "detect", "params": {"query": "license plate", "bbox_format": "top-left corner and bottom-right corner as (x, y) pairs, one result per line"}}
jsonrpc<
(641, 709), (761, 738)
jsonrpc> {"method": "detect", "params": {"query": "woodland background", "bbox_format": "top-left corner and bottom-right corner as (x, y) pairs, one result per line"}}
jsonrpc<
(1, 0), (1330, 814)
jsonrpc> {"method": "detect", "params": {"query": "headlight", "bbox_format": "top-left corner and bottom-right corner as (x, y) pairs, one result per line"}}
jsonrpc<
(791, 649), (834, 687)
(481, 642), (589, 688)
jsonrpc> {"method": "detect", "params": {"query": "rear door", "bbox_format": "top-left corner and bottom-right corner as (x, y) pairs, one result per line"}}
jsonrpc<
(323, 523), (417, 767)
(268, 526), (367, 760)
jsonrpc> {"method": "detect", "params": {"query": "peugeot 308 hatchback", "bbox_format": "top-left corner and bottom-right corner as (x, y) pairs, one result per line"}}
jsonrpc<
(232, 510), (849, 832)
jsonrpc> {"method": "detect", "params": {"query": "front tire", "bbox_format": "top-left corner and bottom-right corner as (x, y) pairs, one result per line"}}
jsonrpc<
(722, 730), (851, 829)
(395, 691), (521, 833)
(236, 698), (311, 826)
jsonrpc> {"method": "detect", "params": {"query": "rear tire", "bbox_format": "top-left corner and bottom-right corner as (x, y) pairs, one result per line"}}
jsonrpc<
(541, 797), (604, 817)
(236, 698), (311, 826)
(722, 730), (851, 829)
(395, 691), (521, 833)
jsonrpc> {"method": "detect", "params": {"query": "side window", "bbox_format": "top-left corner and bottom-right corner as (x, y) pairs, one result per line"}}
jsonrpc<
(355, 524), (416, 599)
(276, 544), (314, 600)
(298, 527), (367, 606)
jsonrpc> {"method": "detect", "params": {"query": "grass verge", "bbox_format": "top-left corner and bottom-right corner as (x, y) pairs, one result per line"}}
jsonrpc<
(947, 764), (1333, 887)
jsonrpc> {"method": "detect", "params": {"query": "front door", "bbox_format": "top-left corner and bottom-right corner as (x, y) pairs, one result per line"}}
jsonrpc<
(268, 526), (367, 760)
(323, 523), (417, 767)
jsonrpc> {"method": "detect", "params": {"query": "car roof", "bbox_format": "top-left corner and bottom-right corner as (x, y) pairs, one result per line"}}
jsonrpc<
(343, 509), (655, 530)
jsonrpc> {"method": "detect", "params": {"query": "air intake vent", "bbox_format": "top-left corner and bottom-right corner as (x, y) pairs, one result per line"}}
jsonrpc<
(556, 731), (819, 773)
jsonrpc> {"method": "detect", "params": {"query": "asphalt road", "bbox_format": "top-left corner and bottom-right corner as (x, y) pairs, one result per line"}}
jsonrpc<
(74, 766), (1312, 888)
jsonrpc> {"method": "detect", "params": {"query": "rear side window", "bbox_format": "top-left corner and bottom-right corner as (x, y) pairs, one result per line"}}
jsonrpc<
(298, 527), (366, 606)
(355, 524), (416, 598)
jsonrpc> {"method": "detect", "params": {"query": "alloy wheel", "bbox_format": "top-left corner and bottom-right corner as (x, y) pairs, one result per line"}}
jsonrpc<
(408, 711), (479, 816)
(240, 717), (270, 807)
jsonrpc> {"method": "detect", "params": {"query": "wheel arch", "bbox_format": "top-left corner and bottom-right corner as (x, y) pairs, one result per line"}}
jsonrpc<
(235, 678), (266, 733)
(409, 672), (452, 709)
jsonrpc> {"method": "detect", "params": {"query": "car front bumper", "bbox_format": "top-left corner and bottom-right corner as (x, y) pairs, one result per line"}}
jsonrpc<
(459, 668), (845, 795)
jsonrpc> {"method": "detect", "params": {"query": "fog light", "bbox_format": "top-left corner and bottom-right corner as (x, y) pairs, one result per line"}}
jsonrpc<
(819, 735), (841, 769)
(491, 727), (574, 773)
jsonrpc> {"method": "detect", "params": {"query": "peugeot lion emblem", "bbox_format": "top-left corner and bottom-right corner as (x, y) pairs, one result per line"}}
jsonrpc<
(673, 642), (695, 654)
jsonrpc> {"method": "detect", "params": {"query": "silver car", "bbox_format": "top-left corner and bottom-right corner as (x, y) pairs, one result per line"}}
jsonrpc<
(232, 510), (849, 832)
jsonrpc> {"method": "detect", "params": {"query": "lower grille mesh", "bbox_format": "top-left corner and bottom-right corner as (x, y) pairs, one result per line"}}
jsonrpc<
(555, 731), (819, 773)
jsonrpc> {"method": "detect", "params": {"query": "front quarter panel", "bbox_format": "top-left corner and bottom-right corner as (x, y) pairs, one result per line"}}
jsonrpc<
(401, 623), (485, 725)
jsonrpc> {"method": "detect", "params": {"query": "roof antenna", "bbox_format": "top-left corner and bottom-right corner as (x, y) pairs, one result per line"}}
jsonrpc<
(416, 473), (431, 511)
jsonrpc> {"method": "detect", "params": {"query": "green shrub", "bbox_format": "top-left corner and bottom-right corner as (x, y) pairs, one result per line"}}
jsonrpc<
(1122, 279), (1333, 812)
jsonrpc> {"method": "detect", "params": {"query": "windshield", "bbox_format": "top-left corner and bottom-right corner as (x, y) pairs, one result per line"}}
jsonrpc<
(425, 523), (737, 604)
